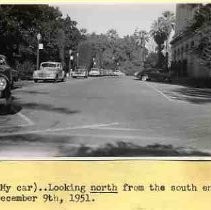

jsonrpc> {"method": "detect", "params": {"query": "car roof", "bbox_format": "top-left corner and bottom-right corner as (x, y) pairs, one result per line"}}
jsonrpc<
(41, 62), (61, 64)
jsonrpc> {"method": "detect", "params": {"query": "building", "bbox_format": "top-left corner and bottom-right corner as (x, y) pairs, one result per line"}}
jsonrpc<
(171, 4), (211, 78)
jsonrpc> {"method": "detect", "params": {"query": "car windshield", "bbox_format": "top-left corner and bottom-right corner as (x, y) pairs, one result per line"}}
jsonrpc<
(41, 63), (57, 68)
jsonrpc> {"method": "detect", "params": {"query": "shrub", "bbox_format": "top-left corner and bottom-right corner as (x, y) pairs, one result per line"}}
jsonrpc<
(16, 61), (36, 80)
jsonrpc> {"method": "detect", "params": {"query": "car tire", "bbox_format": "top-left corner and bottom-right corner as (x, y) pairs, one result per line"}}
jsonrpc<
(34, 79), (38, 83)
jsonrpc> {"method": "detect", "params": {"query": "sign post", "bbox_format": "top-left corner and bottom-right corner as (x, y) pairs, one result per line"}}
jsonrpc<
(36, 33), (42, 70)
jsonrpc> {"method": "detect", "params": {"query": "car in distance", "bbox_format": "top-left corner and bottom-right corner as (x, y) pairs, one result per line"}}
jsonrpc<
(0, 55), (12, 106)
(72, 67), (88, 78)
(137, 68), (172, 82)
(89, 68), (100, 77)
(113, 70), (125, 76)
(33, 62), (65, 83)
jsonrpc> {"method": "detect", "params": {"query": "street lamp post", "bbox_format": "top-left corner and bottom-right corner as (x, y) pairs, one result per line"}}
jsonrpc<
(36, 33), (41, 70)
(76, 53), (79, 68)
(69, 49), (72, 76)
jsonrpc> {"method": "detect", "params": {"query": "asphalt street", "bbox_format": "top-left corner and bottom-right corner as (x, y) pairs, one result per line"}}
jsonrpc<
(1, 76), (211, 157)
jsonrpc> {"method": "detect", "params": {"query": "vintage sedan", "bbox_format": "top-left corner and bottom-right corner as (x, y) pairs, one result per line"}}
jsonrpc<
(113, 70), (125, 76)
(33, 62), (65, 83)
(89, 68), (100, 77)
(0, 55), (12, 106)
(137, 68), (172, 82)
(72, 67), (88, 78)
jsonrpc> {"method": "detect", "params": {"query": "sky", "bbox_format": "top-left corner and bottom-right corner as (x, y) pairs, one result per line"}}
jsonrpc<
(54, 3), (176, 37)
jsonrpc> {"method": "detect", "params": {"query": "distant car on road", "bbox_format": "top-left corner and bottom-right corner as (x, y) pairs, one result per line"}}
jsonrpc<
(89, 68), (100, 77)
(113, 70), (125, 76)
(0, 55), (12, 106)
(106, 69), (115, 76)
(137, 68), (172, 82)
(33, 62), (65, 83)
(72, 67), (88, 78)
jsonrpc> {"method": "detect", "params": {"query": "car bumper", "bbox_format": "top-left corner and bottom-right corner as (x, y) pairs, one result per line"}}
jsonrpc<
(33, 76), (56, 80)
(72, 74), (86, 77)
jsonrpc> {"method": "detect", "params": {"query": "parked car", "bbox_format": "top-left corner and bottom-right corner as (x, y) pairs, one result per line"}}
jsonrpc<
(113, 70), (125, 76)
(0, 55), (12, 106)
(89, 68), (100, 77)
(72, 67), (88, 78)
(107, 69), (115, 76)
(33, 62), (65, 83)
(99, 69), (105, 76)
(137, 68), (172, 82)
(134, 70), (142, 77)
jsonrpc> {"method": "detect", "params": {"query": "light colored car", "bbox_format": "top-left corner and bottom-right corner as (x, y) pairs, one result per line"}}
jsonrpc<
(113, 70), (125, 76)
(89, 68), (100, 77)
(72, 68), (88, 78)
(33, 62), (65, 83)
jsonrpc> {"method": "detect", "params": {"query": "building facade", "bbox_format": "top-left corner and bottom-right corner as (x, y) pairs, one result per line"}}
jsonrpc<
(171, 4), (211, 78)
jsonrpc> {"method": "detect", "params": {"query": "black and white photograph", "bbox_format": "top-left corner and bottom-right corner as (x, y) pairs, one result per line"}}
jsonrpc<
(0, 3), (211, 157)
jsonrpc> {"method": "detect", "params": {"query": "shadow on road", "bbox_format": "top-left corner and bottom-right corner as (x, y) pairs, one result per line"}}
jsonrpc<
(0, 103), (22, 115)
(19, 90), (49, 95)
(64, 141), (211, 157)
(0, 134), (209, 157)
(21, 102), (80, 114)
(0, 134), (77, 156)
(171, 87), (211, 104)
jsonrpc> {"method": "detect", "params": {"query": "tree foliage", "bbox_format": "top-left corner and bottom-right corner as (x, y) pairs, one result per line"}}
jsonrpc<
(79, 29), (149, 75)
(187, 4), (211, 67)
(150, 11), (175, 68)
(0, 4), (84, 77)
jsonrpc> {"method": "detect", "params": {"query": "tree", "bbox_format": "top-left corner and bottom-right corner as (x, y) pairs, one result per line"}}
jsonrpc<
(0, 5), (84, 76)
(189, 4), (211, 31)
(150, 11), (175, 69)
(188, 4), (211, 67)
(133, 29), (149, 67)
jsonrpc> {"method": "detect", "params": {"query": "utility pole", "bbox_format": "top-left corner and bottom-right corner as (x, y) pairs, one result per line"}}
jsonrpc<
(36, 33), (41, 70)
(69, 49), (73, 77)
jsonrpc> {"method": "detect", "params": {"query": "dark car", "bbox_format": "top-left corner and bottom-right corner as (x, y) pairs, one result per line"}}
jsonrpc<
(0, 55), (13, 106)
(137, 68), (172, 82)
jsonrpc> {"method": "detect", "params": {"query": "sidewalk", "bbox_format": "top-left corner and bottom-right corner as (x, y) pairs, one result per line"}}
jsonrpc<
(172, 77), (211, 91)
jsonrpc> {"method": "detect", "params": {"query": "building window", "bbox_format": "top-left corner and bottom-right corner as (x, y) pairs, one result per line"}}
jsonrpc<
(181, 47), (184, 55)
(178, 49), (180, 56)
(186, 44), (189, 51)
(191, 41), (194, 47)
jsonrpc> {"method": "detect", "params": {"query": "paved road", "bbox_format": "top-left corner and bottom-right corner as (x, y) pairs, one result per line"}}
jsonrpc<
(1, 76), (211, 157)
